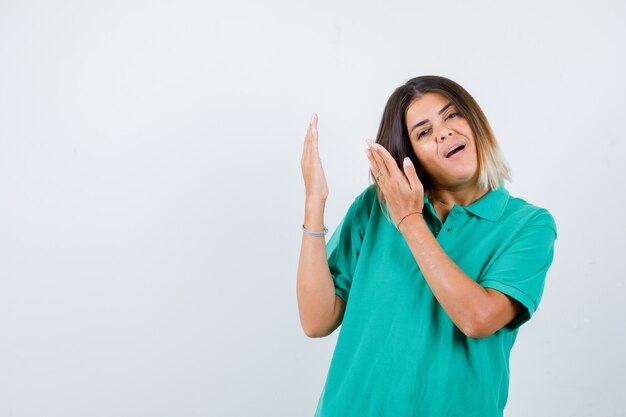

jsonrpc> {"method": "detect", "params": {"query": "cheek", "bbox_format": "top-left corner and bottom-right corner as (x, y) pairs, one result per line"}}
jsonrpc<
(409, 144), (428, 165)
(467, 145), (479, 168)
(410, 147), (438, 174)
(461, 123), (475, 141)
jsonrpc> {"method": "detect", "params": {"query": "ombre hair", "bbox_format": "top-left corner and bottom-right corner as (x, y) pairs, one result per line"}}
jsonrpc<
(370, 75), (511, 211)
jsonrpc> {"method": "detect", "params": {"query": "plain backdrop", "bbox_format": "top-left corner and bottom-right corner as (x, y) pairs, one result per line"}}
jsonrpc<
(1, 1), (624, 416)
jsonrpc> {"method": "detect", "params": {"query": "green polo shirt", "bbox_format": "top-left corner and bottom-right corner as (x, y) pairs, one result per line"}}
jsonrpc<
(313, 183), (557, 417)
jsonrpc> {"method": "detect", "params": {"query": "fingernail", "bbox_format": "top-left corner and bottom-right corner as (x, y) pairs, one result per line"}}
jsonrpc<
(365, 148), (371, 158)
(404, 157), (412, 165)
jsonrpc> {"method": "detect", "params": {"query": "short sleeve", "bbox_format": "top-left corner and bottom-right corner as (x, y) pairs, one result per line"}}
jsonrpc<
(478, 209), (557, 331)
(326, 187), (373, 304)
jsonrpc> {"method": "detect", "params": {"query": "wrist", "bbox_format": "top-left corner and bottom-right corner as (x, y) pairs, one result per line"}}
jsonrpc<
(304, 199), (325, 231)
(397, 210), (426, 233)
(302, 224), (328, 237)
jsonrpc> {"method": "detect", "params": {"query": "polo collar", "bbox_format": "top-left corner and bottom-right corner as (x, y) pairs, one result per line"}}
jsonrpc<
(423, 183), (510, 222)
(463, 184), (509, 221)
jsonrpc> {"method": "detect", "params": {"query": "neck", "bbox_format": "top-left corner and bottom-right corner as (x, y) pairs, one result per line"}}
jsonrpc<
(427, 184), (490, 208)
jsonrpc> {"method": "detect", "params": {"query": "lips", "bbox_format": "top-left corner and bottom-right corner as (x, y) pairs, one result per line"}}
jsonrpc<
(444, 142), (466, 158)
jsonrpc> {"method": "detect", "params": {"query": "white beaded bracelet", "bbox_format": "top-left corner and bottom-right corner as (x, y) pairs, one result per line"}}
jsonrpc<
(302, 224), (328, 237)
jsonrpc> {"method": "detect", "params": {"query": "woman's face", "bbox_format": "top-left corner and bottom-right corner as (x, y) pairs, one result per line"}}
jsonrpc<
(405, 92), (479, 189)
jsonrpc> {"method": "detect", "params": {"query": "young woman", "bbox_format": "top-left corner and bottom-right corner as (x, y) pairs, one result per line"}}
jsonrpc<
(297, 75), (557, 417)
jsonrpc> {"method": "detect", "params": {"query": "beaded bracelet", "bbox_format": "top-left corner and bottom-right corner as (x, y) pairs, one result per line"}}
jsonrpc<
(302, 224), (329, 237)
(397, 211), (423, 229)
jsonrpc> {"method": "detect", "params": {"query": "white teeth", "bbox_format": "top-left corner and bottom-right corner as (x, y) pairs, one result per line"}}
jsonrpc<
(446, 145), (462, 157)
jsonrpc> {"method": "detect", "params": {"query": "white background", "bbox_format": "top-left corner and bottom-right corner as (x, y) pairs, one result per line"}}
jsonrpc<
(1, 1), (624, 416)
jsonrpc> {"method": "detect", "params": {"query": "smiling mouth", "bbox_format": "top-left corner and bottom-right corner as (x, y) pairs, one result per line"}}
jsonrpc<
(446, 145), (466, 158)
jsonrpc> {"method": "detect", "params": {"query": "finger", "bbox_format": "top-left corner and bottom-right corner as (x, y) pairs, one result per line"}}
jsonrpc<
(371, 142), (403, 179)
(310, 113), (319, 152)
(303, 115), (312, 153)
(365, 141), (386, 183)
(303, 113), (318, 158)
(402, 157), (421, 191)
(368, 157), (380, 182)
(364, 144), (378, 172)
(368, 142), (391, 178)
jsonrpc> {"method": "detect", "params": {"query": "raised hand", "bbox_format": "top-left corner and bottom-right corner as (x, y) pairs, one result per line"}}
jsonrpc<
(366, 140), (424, 229)
(301, 113), (329, 203)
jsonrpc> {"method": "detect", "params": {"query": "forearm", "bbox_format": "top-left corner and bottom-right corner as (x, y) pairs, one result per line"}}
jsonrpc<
(399, 215), (491, 337)
(296, 199), (337, 336)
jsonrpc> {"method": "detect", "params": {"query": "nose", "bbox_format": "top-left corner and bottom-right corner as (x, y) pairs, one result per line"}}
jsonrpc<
(439, 131), (453, 141)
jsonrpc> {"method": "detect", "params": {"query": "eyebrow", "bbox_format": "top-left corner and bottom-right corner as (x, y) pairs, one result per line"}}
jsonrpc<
(408, 102), (453, 135)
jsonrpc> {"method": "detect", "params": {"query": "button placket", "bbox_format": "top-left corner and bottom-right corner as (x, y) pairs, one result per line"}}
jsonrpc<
(443, 210), (469, 238)
(444, 213), (457, 233)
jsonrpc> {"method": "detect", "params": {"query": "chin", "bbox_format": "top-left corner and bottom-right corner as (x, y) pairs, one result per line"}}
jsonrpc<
(449, 170), (477, 181)
(437, 170), (479, 187)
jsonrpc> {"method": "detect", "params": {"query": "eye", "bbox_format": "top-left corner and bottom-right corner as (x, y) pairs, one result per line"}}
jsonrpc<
(415, 112), (459, 140)
(417, 128), (430, 139)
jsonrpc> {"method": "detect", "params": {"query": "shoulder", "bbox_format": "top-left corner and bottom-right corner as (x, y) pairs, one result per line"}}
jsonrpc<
(354, 183), (378, 207)
(342, 184), (379, 226)
(502, 189), (557, 237)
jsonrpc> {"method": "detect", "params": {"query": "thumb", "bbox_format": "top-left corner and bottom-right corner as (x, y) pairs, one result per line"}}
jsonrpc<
(403, 157), (420, 191)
